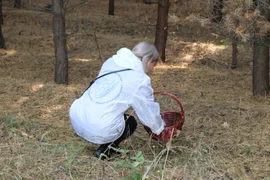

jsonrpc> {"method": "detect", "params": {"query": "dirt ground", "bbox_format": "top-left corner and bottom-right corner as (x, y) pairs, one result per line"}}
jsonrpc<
(0, 0), (270, 179)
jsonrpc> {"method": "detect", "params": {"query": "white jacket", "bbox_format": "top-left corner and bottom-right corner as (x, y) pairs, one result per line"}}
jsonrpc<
(69, 48), (165, 144)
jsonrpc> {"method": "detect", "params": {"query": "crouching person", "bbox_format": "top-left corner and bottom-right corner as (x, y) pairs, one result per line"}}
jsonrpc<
(69, 42), (165, 160)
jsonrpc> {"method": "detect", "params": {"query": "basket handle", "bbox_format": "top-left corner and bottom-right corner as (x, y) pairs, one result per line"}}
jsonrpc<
(154, 91), (185, 117)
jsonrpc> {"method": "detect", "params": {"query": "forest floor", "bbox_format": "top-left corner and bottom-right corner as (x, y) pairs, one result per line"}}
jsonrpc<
(0, 0), (270, 179)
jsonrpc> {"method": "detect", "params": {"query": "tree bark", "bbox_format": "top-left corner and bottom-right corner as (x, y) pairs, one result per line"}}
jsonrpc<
(14, 0), (21, 8)
(0, 25), (4, 49)
(155, 0), (169, 62)
(212, 0), (223, 23)
(252, 41), (269, 96)
(252, 0), (270, 96)
(0, 0), (5, 49)
(143, 0), (157, 4)
(108, 0), (114, 15)
(53, 0), (68, 84)
(231, 36), (238, 69)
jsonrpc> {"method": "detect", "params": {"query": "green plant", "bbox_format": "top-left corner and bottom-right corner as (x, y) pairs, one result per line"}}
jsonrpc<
(215, 39), (229, 46)
(130, 151), (145, 168)
(1, 115), (19, 136)
(65, 142), (85, 169)
(3, 115), (19, 129)
(117, 151), (148, 180)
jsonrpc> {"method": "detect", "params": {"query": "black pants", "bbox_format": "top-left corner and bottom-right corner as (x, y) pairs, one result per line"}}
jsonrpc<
(113, 114), (137, 146)
(101, 114), (137, 148)
(94, 114), (137, 159)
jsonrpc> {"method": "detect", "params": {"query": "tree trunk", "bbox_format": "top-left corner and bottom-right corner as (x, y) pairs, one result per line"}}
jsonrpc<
(53, 0), (68, 84)
(252, 0), (270, 96)
(252, 41), (269, 96)
(0, 25), (4, 49)
(108, 0), (114, 15)
(143, 0), (158, 4)
(0, 0), (5, 49)
(155, 0), (169, 62)
(231, 36), (238, 69)
(253, 0), (258, 7)
(14, 0), (21, 8)
(212, 0), (223, 23)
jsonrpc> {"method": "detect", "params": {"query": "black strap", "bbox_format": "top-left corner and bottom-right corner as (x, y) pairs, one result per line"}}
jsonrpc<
(81, 68), (132, 96)
(92, 68), (132, 84)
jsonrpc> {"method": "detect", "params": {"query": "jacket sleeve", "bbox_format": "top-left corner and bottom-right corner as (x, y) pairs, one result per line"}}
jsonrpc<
(130, 78), (165, 135)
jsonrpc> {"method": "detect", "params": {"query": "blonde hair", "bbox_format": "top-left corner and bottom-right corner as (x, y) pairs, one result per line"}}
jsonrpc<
(132, 42), (159, 73)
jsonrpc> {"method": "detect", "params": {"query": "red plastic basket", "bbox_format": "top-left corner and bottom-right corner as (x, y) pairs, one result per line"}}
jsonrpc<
(144, 92), (185, 141)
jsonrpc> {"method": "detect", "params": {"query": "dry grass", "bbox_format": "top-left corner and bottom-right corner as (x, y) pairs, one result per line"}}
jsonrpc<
(185, 0), (270, 43)
(1, 0), (270, 179)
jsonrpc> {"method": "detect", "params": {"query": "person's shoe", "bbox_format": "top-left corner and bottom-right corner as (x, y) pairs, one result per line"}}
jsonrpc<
(93, 145), (110, 160)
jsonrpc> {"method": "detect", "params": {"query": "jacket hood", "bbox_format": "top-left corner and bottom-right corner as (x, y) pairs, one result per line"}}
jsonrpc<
(112, 48), (144, 73)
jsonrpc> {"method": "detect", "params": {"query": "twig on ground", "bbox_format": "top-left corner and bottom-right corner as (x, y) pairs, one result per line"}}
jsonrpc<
(65, 0), (88, 12)
(94, 32), (104, 63)
(142, 148), (167, 180)
(162, 128), (174, 180)
(142, 134), (178, 180)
